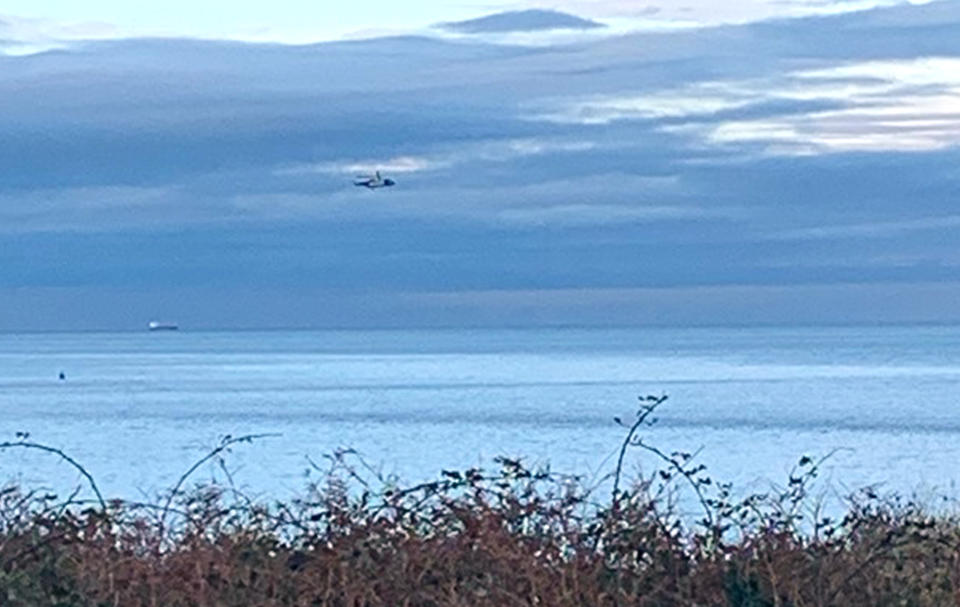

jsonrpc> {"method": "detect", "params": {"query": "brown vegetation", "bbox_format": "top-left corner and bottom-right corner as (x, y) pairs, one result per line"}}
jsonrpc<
(3, 396), (960, 606)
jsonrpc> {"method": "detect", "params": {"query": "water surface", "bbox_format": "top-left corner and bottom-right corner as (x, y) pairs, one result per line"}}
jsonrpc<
(1, 326), (958, 503)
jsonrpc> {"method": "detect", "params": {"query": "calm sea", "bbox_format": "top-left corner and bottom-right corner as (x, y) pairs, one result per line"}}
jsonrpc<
(2, 326), (959, 503)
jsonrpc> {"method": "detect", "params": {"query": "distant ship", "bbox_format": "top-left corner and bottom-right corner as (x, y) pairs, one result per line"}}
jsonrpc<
(148, 321), (179, 331)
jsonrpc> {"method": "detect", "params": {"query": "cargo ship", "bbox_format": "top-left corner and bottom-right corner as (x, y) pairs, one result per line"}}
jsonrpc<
(148, 321), (179, 331)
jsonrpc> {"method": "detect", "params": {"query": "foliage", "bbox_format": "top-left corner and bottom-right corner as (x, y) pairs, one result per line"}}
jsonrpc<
(2, 397), (960, 606)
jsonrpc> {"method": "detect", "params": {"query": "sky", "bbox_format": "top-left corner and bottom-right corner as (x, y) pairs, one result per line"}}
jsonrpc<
(0, 0), (931, 45)
(1, 0), (959, 330)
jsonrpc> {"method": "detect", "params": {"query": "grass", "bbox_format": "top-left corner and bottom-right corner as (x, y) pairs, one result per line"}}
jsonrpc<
(2, 395), (960, 606)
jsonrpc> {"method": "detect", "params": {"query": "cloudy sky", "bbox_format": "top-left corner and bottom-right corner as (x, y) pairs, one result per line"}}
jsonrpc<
(2, 0), (959, 330)
(1, 0), (930, 45)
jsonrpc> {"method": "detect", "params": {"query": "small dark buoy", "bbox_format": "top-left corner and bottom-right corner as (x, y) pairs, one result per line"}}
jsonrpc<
(58, 372), (66, 381)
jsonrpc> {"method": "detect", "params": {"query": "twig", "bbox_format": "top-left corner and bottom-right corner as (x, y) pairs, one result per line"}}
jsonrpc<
(0, 440), (106, 511)
(611, 395), (667, 506)
(633, 439), (713, 527)
(158, 433), (280, 538)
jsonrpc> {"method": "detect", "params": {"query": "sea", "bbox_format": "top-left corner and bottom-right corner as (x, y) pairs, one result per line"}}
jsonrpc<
(2, 325), (960, 507)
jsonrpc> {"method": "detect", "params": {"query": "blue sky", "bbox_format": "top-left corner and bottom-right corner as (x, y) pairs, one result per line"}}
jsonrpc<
(1, 1), (959, 330)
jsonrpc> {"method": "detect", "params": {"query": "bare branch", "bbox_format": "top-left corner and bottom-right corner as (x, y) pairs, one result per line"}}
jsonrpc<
(0, 440), (106, 511)
(611, 394), (667, 507)
(158, 433), (280, 538)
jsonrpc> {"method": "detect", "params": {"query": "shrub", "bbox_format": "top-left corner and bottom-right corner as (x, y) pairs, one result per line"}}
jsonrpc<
(2, 396), (959, 606)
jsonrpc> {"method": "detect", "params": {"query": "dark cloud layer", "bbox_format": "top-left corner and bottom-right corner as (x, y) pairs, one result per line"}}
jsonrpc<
(1, 1), (959, 329)
(439, 9), (605, 33)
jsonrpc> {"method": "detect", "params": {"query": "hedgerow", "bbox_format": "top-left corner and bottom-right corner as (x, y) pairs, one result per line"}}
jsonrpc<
(2, 396), (958, 606)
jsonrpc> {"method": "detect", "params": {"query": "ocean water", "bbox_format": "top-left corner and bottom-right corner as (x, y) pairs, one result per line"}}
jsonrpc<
(2, 326), (960, 505)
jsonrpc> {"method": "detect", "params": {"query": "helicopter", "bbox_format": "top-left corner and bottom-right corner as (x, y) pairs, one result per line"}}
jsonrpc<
(353, 171), (396, 189)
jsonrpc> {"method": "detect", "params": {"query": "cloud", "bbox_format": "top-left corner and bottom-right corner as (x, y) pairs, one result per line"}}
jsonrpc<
(438, 10), (605, 33)
(518, 0), (917, 24)
(276, 138), (599, 179)
(0, 186), (192, 232)
(769, 214), (960, 240)
(536, 54), (960, 153)
(494, 203), (731, 227)
(532, 86), (757, 125)
(9, 279), (960, 331)
(280, 156), (449, 177)
(709, 59), (960, 152)
(2, 1), (960, 327)
(0, 13), (118, 55)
